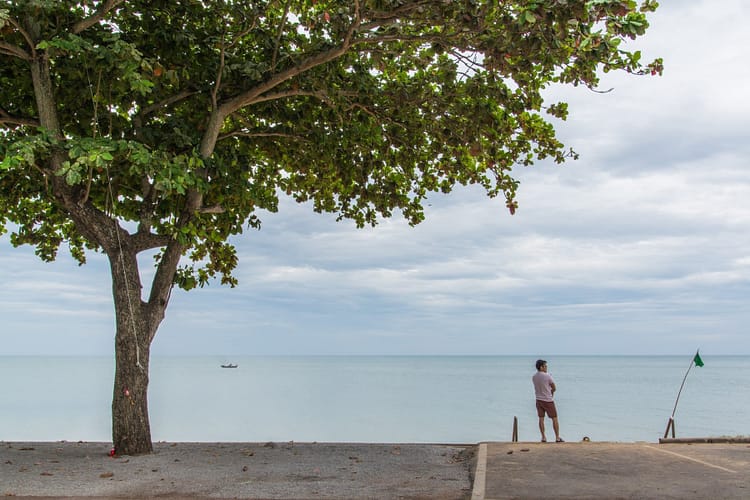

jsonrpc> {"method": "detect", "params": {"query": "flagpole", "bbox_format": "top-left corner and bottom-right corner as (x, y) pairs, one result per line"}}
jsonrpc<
(663, 350), (701, 439)
(670, 355), (696, 419)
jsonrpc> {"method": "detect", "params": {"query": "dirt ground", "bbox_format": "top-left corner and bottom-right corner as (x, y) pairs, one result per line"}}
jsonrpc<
(1, 441), (476, 499)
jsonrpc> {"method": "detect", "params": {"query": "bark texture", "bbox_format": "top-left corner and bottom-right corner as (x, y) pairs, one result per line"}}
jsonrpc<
(109, 247), (155, 455)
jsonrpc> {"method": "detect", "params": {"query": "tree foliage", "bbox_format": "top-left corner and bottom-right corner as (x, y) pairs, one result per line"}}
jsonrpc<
(1, 0), (661, 287)
(0, 0), (660, 453)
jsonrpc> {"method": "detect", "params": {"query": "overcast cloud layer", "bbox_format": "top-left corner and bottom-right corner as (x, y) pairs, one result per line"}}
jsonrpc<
(3, 1), (749, 356)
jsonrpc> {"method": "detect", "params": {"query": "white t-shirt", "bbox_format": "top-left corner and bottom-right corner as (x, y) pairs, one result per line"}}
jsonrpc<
(532, 371), (555, 402)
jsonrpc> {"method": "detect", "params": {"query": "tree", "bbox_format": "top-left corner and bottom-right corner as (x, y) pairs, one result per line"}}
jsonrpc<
(0, 0), (661, 455)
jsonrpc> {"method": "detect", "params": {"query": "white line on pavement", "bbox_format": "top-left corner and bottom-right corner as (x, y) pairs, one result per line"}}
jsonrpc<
(643, 445), (737, 474)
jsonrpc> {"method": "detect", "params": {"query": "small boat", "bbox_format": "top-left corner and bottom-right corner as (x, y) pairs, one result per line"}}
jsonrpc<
(220, 363), (238, 368)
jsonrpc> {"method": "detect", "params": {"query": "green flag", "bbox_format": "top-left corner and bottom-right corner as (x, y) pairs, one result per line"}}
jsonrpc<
(693, 351), (704, 367)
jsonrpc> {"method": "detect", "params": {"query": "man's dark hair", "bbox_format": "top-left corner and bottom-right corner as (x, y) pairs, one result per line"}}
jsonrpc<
(536, 359), (547, 370)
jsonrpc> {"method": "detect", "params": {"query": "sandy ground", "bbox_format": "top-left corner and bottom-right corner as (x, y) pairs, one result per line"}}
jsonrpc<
(1, 441), (476, 499)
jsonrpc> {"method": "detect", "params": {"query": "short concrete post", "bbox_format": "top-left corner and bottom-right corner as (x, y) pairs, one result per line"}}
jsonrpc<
(663, 417), (676, 439)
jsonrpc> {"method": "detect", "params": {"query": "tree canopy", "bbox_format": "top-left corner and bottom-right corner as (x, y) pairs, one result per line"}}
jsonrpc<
(1, 0), (660, 288)
(0, 0), (660, 454)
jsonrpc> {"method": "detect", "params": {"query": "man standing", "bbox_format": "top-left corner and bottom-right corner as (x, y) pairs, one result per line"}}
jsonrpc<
(532, 359), (563, 443)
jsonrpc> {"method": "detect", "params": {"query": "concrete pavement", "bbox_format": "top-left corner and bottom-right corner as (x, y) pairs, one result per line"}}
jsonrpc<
(4, 440), (750, 498)
(472, 441), (750, 499)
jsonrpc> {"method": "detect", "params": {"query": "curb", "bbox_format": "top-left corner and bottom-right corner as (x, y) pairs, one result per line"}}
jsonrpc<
(470, 442), (487, 500)
(659, 437), (750, 444)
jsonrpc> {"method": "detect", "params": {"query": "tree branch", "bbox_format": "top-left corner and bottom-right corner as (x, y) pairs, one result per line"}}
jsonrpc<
(198, 205), (226, 214)
(7, 16), (36, 55)
(218, 1), (363, 116)
(0, 41), (31, 60)
(133, 89), (199, 139)
(72, 0), (126, 34)
(216, 1), (459, 118)
(253, 89), (334, 106)
(200, 3), (361, 157)
(131, 231), (172, 254)
(0, 108), (39, 128)
(145, 237), (184, 331)
(135, 177), (159, 236)
(211, 15), (257, 110)
(211, 29), (227, 110)
(270, 0), (291, 72)
(218, 130), (309, 142)
(139, 90), (199, 118)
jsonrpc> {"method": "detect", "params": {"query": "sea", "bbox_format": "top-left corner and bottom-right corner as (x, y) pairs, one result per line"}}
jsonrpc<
(1, 355), (748, 444)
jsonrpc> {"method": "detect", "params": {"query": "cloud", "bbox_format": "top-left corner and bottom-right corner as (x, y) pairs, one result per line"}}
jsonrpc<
(3, 0), (750, 355)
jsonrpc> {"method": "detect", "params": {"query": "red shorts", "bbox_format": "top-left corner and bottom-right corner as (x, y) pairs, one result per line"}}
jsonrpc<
(536, 400), (558, 418)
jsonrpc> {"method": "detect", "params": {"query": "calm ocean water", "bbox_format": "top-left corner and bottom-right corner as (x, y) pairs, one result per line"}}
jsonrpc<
(1, 356), (748, 444)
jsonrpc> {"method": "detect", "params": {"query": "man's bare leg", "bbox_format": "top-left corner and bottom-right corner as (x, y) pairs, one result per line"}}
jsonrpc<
(552, 417), (561, 441)
(538, 417), (547, 442)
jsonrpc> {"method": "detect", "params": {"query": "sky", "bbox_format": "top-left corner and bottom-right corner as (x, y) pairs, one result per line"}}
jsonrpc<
(2, 1), (750, 357)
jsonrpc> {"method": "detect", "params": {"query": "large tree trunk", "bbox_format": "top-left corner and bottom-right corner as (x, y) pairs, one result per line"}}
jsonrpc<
(112, 329), (153, 455)
(109, 247), (158, 455)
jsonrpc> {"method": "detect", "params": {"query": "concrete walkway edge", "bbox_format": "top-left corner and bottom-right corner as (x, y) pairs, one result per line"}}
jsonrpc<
(470, 442), (487, 500)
